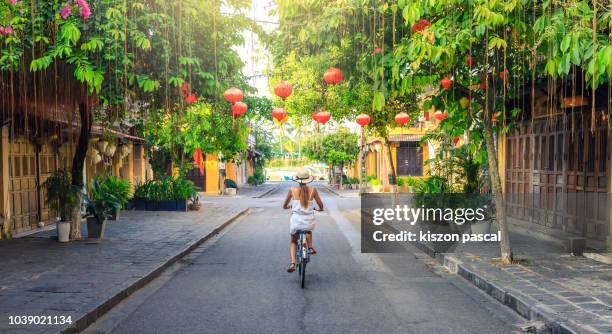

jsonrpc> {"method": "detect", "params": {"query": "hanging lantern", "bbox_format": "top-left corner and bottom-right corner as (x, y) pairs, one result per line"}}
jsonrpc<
(315, 110), (331, 125)
(394, 112), (410, 126)
(434, 111), (448, 121)
(180, 82), (191, 98)
(424, 111), (430, 122)
(92, 152), (102, 164)
(453, 136), (460, 146)
(356, 113), (371, 127)
(223, 87), (243, 103)
(97, 140), (108, 153)
(184, 93), (197, 104)
(193, 148), (204, 174)
(273, 81), (293, 100)
(465, 56), (475, 67)
(499, 69), (509, 80)
(441, 77), (453, 90)
(272, 107), (288, 122)
(231, 102), (248, 118)
(323, 67), (344, 85)
(459, 97), (470, 109)
(105, 143), (117, 157)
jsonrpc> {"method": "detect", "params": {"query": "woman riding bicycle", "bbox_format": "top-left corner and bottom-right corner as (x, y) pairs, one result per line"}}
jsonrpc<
(283, 168), (324, 273)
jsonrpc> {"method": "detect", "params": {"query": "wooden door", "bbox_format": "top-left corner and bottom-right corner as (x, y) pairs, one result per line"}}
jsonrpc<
(9, 139), (39, 233)
(396, 142), (423, 176)
(38, 143), (58, 223)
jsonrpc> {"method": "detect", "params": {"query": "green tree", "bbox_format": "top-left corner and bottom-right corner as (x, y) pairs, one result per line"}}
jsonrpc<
(304, 128), (359, 186)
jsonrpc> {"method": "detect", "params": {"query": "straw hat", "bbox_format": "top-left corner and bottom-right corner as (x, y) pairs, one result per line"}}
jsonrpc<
(294, 168), (314, 184)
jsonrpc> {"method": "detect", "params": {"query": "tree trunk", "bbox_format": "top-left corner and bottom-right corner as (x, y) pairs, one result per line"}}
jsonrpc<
(483, 87), (513, 263)
(384, 137), (399, 203)
(70, 103), (91, 240)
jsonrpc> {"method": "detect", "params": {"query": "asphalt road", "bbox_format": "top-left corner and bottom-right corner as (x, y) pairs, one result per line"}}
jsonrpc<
(86, 182), (523, 334)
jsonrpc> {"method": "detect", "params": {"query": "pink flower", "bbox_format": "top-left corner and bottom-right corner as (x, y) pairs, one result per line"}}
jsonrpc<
(76, 0), (91, 20)
(4, 27), (13, 35)
(60, 5), (72, 19)
(8, 0), (16, 5)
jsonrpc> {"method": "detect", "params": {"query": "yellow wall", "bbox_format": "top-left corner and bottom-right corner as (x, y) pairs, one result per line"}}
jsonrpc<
(497, 133), (507, 193)
(205, 154), (219, 194)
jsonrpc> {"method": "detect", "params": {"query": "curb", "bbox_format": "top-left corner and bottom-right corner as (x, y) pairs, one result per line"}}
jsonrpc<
(376, 221), (585, 334)
(441, 253), (583, 334)
(62, 207), (251, 334)
(253, 184), (280, 198)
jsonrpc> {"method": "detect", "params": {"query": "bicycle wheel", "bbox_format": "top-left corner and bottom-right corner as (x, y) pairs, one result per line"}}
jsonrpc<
(300, 258), (306, 288)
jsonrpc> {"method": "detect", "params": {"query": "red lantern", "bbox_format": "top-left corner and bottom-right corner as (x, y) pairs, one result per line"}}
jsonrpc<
(425, 111), (430, 121)
(419, 19), (431, 27)
(499, 69), (509, 80)
(272, 107), (288, 122)
(323, 67), (344, 85)
(273, 81), (293, 100)
(356, 113), (371, 127)
(231, 102), (248, 118)
(434, 111), (448, 121)
(412, 22), (424, 32)
(223, 87), (243, 103)
(441, 77), (453, 90)
(374, 46), (382, 54)
(479, 81), (488, 90)
(315, 110), (331, 125)
(184, 93), (197, 104)
(395, 112), (410, 126)
(453, 136), (460, 146)
(465, 56), (475, 67)
(180, 82), (192, 98)
(193, 148), (204, 174)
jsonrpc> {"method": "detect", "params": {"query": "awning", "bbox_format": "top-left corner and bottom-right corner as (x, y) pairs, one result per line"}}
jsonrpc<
(388, 134), (423, 142)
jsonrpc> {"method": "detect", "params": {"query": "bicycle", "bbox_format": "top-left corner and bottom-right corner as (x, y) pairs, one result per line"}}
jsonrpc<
(295, 230), (310, 289)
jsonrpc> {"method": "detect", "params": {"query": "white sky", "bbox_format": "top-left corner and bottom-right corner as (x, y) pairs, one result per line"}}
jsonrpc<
(234, 0), (277, 97)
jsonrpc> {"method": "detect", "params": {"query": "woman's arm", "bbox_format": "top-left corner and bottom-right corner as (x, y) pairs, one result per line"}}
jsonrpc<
(312, 188), (324, 211)
(283, 189), (292, 209)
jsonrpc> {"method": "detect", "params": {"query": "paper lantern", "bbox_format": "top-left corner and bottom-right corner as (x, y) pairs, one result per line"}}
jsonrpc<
(395, 112), (410, 126)
(315, 110), (331, 125)
(272, 107), (288, 122)
(441, 77), (452, 90)
(356, 114), (371, 127)
(434, 111), (448, 121)
(273, 81), (293, 100)
(231, 102), (248, 118)
(323, 67), (343, 85)
(223, 87), (243, 103)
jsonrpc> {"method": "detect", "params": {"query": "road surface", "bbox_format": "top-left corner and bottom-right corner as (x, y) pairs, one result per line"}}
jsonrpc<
(84, 182), (524, 334)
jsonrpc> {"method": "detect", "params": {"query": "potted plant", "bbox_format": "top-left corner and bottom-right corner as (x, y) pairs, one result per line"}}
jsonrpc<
(43, 170), (78, 242)
(224, 179), (237, 195)
(85, 178), (121, 239)
(397, 177), (406, 192)
(97, 175), (131, 220)
(189, 194), (201, 211)
(171, 177), (195, 211)
(369, 177), (381, 193)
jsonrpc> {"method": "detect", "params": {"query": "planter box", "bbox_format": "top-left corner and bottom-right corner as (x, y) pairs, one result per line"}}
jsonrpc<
(136, 199), (188, 212)
(134, 197), (146, 210)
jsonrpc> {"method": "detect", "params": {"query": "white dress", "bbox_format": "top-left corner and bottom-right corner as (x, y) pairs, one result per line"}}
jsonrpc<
(289, 198), (316, 235)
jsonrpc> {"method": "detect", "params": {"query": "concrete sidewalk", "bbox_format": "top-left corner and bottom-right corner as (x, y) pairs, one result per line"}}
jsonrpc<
(0, 205), (248, 334)
(415, 228), (612, 334)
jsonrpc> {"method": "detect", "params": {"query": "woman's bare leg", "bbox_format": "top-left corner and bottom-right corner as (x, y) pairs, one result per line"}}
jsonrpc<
(306, 233), (313, 249)
(290, 240), (297, 263)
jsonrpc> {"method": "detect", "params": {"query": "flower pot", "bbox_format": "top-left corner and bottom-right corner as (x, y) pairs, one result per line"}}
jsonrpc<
(57, 221), (71, 242)
(189, 203), (202, 211)
(470, 220), (491, 235)
(109, 208), (120, 221)
(159, 200), (177, 211)
(145, 199), (158, 211)
(87, 217), (107, 239)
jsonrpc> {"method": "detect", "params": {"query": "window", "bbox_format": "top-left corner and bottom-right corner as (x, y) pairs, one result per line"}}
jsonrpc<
(396, 142), (423, 176)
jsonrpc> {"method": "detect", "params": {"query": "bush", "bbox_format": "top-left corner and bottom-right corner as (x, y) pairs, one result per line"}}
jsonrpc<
(396, 177), (405, 187)
(43, 170), (78, 221)
(96, 175), (131, 208)
(369, 178), (381, 186)
(249, 167), (265, 185)
(133, 176), (196, 201)
(86, 178), (121, 223)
